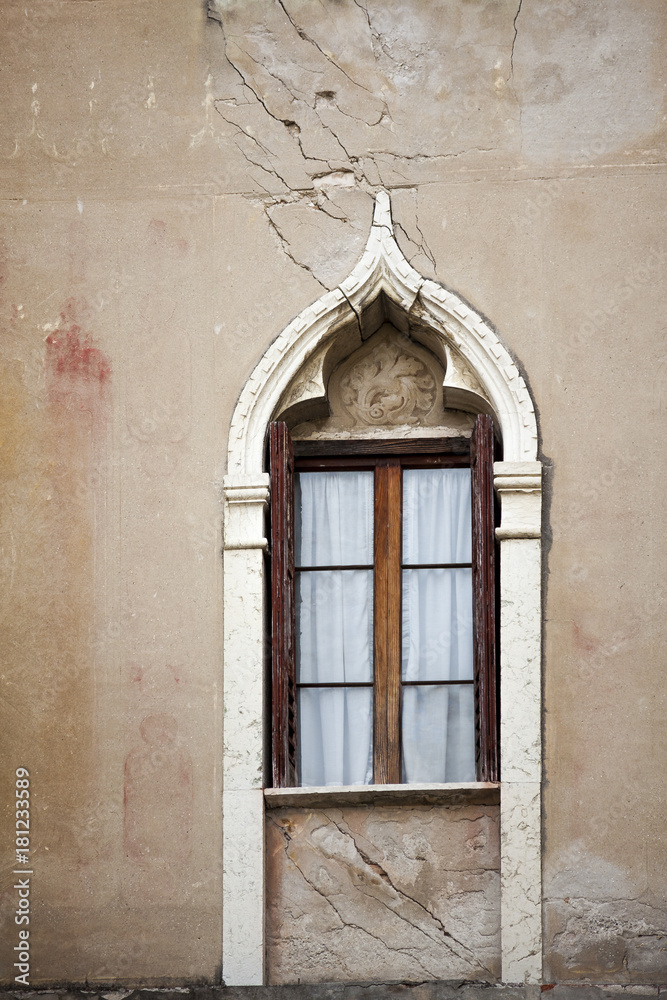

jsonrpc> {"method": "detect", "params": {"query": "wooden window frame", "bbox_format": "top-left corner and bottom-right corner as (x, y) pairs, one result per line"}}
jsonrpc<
(269, 416), (498, 788)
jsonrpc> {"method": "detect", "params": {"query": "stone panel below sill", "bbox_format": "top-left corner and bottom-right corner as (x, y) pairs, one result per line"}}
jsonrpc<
(264, 781), (500, 808)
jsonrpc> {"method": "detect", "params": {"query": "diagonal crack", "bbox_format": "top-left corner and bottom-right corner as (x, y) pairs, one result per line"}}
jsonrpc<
(265, 209), (329, 290)
(327, 816), (496, 977)
(413, 205), (437, 270)
(339, 289), (363, 340)
(275, 0), (384, 106)
(351, 0), (400, 67)
(269, 817), (437, 978)
(394, 221), (435, 272)
(214, 20), (299, 131)
(210, 15), (376, 188)
(510, 0), (523, 80)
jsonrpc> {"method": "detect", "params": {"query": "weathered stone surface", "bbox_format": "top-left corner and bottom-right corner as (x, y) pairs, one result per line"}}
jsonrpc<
(266, 804), (500, 984)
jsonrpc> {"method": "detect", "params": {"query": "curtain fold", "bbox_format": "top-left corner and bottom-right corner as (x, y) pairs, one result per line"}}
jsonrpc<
(401, 469), (475, 782)
(296, 471), (374, 785)
(295, 465), (475, 786)
(296, 471), (373, 566)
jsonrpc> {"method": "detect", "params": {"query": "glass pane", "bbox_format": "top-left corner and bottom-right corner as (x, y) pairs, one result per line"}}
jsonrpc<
(299, 687), (373, 786)
(297, 570), (373, 684)
(402, 568), (473, 681)
(403, 468), (471, 565)
(295, 471), (374, 566)
(402, 684), (475, 783)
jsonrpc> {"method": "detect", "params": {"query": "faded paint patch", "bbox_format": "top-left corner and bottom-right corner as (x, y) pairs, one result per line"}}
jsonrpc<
(124, 714), (193, 864)
(544, 846), (667, 981)
(45, 298), (111, 396)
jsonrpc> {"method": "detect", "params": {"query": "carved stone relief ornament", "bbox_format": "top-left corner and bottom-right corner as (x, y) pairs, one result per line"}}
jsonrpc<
(298, 323), (469, 438)
(337, 337), (437, 426)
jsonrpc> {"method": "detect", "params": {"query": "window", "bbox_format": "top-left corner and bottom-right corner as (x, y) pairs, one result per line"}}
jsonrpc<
(269, 415), (498, 789)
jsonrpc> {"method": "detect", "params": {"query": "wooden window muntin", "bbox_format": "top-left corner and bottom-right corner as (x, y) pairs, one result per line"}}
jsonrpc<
(291, 447), (487, 785)
(271, 423), (497, 787)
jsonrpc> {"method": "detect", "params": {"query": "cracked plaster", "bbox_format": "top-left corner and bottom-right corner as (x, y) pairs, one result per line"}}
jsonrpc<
(207, 0), (522, 190)
(266, 805), (501, 985)
(544, 848), (667, 982)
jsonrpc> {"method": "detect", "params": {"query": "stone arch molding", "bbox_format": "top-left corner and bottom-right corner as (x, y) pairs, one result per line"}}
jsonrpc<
(227, 190), (537, 478)
(222, 191), (543, 988)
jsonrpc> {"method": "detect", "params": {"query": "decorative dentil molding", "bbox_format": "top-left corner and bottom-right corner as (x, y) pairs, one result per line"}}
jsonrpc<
(226, 190), (538, 480)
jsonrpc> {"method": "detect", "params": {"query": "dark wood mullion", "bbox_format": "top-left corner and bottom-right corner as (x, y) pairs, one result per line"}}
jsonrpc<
(373, 458), (402, 784)
(471, 414), (498, 783)
(269, 421), (298, 788)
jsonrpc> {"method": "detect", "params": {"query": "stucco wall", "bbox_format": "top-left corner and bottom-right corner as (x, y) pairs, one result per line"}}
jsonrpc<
(0, 0), (665, 987)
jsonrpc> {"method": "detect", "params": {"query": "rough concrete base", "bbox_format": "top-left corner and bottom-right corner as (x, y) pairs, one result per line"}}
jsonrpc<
(1, 985), (666, 1000)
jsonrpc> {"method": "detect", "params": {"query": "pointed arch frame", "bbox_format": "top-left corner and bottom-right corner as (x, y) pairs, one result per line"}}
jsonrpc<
(222, 192), (543, 986)
(227, 191), (537, 478)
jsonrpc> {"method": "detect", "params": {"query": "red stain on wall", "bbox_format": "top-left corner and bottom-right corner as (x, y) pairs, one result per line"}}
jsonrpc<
(46, 328), (111, 384)
(45, 299), (111, 391)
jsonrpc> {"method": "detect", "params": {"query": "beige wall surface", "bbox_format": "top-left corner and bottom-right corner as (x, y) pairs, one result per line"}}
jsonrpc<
(0, 0), (665, 986)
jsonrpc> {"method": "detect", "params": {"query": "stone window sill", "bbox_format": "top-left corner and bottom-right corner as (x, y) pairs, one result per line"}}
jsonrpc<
(264, 781), (500, 808)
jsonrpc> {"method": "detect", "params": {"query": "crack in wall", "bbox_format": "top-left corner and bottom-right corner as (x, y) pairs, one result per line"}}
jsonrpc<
(327, 815), (496, 978)
(264, 210), (328, 290)
(510, 0), (523, 81)
(208, 1), (519, 211)
(268, 817), (440, 979)
(393, 220), (435, 272)
(275, 0), (384, 108)
(339, 290), (363, 340)
(214, 112), (290, 193)
(268, 801), (501, 982)
(413, 204), (437, 270)
(351, 0), (400, 68)
(509, 0), (524, 154)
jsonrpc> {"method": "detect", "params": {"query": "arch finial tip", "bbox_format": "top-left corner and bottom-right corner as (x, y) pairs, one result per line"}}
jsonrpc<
(373, 189), (392, 232)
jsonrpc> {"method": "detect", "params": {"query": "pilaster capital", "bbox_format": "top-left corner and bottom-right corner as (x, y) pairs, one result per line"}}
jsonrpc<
(223, 474), (270, 550)
(494, 461), (542, 539)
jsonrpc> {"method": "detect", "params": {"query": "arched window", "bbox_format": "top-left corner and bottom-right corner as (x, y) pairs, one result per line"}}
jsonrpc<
(269, 413), (498, 789)
(221, 192), (542, 987)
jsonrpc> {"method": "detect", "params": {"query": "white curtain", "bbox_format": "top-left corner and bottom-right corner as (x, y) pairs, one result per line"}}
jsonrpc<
(296, 472), (374, 785)
(402, 469), (475, 781)
(296, 471), (373, 567)
(295, 467), (476, 786)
